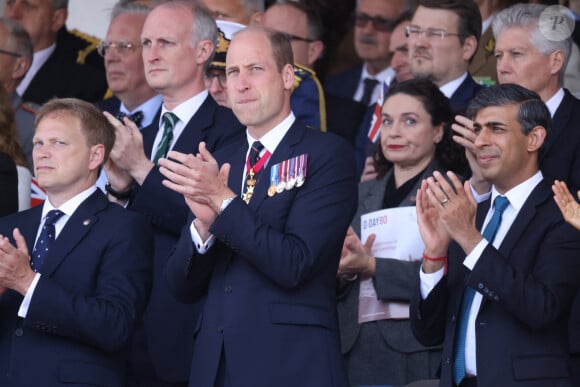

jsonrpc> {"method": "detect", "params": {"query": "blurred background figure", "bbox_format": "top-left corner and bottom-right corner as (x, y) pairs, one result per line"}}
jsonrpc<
(204, 20), (244, 108)
(202, 0), (263, 24)
(388, 10), (413, 84)
(337, 78), (466, 387)
(0, 17), (35, 170)
(0, 86), (30, 212)
(3, 0), (107, 104)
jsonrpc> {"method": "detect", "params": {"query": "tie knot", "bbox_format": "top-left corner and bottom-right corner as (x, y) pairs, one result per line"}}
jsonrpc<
(162, 112), (179, 131)
(493, 195), (509, 214)
(117, 111), (144, 127)
(249, 141), (264, 168)
(363, 77), (379, 88)
(45, 210), (64, 227)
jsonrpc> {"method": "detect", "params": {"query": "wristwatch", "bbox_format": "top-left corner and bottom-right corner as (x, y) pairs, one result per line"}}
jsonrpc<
(105, 182), (133, 200)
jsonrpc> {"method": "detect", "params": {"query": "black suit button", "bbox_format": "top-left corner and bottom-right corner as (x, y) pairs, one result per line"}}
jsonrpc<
(15, 328), (23, 337)
(445, 357), (451, 364)
(224, 285), (232, 294)
(217, 326), (224, 333)
(478, 283), (484, 289)
(451, 315), (456, 323)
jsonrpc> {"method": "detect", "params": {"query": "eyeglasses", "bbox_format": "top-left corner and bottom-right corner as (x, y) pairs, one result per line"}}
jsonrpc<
(97, 40), (141, 57)
(0, 48), (21, 57)
(282, 33), (315, 43)
(405, 25), (461, 40)
(354, 12), (396, 32)
(205, 70), (227, 87)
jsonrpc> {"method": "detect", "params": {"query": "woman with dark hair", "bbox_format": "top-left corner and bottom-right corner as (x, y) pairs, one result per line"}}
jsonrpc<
(337, 78), (466, 387)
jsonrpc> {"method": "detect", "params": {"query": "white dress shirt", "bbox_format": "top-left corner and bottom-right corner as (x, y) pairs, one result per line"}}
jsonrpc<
(353, 64), (395, 105)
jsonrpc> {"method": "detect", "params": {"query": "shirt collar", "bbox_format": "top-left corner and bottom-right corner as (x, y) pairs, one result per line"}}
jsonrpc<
(490, 171), (543, 213)
(120, 94), (163, 128)
(43, 185), (98, 219)
(545, 88), (565, 118)
(361, 64), (395, 85)
(246, 112), (295, 155)
(160, 90), (208, 126)
(439, 72), (468, 99)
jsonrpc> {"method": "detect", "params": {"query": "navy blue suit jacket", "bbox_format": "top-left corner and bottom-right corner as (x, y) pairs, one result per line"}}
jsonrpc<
(448, 73), (483, 114)
(0, 190), (153, 386)
(0, 151), (17, 217)
(410, 180), (580, 386)
(128, 95), (244, 381)
(166, 121), (357, 387)
(324, 65), (362, 101)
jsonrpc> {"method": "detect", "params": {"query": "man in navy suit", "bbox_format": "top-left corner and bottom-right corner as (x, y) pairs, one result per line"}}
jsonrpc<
(159, 27), (357, 387)
(0, 98), (153, 386)
(408, 0), (483, 114)
(103, 1), (243, 385)
(411, 84), (580, 386)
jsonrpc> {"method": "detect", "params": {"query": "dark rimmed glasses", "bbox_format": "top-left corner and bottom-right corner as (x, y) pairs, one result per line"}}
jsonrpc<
(354, 12), (396, 32)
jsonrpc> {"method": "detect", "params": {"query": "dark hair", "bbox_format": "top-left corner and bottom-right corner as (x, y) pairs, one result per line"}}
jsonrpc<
(373, 78), (467, 179)
(415, 0), (481, 46)
(466, 83), (551, 136)
(0, 86), (26, 167)
(35, 98), (116, 166)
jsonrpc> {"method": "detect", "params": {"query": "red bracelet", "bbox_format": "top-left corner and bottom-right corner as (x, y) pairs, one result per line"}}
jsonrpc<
(422, 252), (448, 275)
(422, 252), (447, 261)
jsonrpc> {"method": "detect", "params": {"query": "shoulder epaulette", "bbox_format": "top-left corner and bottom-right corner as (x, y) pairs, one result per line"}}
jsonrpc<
(291, 63), (327, 132)
(69, 29), (100, 65)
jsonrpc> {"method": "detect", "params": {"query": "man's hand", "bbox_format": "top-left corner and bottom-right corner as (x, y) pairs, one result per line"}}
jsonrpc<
(553, 180), (580, 230)
(159, 142), (235, 236)
(0, 228), (35, 296)
(103, 111), (154, 186)
(338, 227), (376, 278)
(452, 115), (490, 195)
(423, 171), (482, 255)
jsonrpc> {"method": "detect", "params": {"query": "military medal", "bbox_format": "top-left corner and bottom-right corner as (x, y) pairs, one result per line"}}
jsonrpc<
(276, 159), (286, 193)
(285, 158), (296, 190)
(268, 163), (279, 197)
(242, 146), (272, 204)
(296, 154), (308, 187)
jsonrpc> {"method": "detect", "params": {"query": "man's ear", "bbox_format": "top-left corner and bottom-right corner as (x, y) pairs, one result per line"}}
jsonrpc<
(89, 144), (105, 171)
(527, 125), (547, 153)
(462, 35), (478, 63)
(307, 40), (324, 69)
(282, 63), (295, 91)
(196, 39), (214, 65)
(51, 8), (67, 33)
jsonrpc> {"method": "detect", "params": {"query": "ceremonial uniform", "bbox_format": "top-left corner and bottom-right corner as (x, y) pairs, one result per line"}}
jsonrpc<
(291, 64), (326, 132)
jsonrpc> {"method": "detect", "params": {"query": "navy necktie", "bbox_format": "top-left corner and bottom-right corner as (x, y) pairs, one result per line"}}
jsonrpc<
(31, 209), (65, 272)
(453, 195), (509, 385)
(360, 78), (379, 106)
(116, 110), (144, 128)
(248, 141), (264, 168)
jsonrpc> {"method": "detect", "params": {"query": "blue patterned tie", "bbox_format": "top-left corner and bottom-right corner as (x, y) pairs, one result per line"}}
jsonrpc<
(153, 112), (178, 164)
(31, 209), (65, 272)
(453, 195), (509, 385)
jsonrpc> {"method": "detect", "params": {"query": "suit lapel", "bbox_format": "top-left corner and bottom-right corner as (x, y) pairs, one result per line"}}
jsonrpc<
(497, 181), (549, 257)
(542, 90), (574, 156)
(40, 191), (108, 276)
(172, 96), (216, 154)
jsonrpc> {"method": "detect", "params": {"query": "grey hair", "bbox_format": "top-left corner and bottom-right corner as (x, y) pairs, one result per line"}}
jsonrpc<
(492, 3), (572, 84)
(0, 17), (33, 60)
(110, 1), (151, 21)
(156, 1), (218, 69)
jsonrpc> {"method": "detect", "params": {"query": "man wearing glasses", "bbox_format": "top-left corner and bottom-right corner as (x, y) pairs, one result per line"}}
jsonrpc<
(324, 0), (409, 107)
(408, 0), (483, 114)
(0, 17), (36, 170)
(97, 1), (161, 130)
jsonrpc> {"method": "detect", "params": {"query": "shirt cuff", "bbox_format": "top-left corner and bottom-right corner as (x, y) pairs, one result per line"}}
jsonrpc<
(463, 238), (488, 270)
(419, 265), (445, 299)
(18, 273), (41, 318)
(470, 179), (491, 204)
(190, 220), (215, 254)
